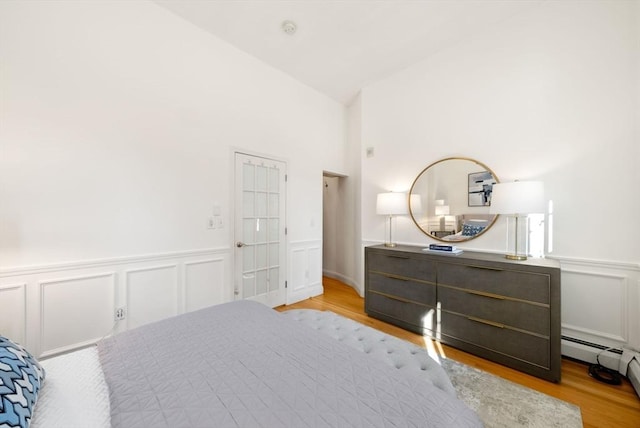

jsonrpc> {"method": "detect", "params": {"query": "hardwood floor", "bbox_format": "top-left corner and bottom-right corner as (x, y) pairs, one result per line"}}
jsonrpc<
(276, 277), (640, 428)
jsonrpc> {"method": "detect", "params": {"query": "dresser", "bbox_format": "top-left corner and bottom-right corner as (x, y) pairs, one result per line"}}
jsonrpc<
(365, 244), (561, 382)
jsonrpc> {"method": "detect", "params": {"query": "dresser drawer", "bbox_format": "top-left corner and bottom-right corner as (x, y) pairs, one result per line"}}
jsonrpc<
(441, 311), (550, 369)
(368, 273), (436, 305)
(366, 292), (435, 333)
(439, 285), (549, 336)
(368, 251), (436, 281)
(438, 262), (550, 304)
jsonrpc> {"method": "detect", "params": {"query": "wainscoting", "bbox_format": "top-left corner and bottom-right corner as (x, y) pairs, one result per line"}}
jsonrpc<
(0, 248), (230, 358)
(555, 256), (640, 369)
(2, 240), (636, 367)
(287, 240), (323, 304)
(0, 241), (325, 359)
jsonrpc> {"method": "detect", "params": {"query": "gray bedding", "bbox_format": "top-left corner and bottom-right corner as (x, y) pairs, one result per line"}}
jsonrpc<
(97, 300), (482, 427)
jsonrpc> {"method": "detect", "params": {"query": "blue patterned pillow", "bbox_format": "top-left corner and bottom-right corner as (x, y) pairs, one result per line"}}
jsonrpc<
(0, 336), (45, 428)
(461, 223), (486, 237)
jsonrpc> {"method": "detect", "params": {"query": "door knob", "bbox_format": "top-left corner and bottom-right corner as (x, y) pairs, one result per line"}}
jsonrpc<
(236, 241), (246, 248)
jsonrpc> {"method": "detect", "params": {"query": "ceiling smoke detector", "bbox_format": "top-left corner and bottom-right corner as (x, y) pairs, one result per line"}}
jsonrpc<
(281, 20), (297, 35)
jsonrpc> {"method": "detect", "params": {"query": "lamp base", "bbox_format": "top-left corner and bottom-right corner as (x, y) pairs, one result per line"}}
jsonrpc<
(504, 215), (529, 262)
(384, 243), (397, 248)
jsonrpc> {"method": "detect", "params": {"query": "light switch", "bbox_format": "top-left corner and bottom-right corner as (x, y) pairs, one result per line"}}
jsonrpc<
(366, 147), (374, 158)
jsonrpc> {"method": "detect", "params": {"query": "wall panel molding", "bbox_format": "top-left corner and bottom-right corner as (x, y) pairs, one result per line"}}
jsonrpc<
(0, 248), (231, 357)
(561, 269), (628, 344)
(183, 258), (226, 313)
(125, 264), (179, 330)
(559, 257), (639, 367)
(0, 283), (27, 344)
(288, 240), (322, 304)
(39, 272), (116, 358)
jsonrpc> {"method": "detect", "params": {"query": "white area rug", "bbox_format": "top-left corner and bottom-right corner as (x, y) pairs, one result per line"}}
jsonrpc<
(442, 359), (583, 428)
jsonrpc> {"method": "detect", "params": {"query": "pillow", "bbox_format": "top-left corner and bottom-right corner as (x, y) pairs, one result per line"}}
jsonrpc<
(0, 336), (46, 428)
(461, 223), (486, 237)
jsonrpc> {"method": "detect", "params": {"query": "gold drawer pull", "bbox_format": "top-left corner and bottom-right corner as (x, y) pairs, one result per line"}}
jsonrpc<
(468, 265), (504, 272)
(376, 292), (411, 304)
(387, 294), (408, 303)
(468, 316), (505, 329)
(465, 289), (505, 300)
(383, 273), (408, 281)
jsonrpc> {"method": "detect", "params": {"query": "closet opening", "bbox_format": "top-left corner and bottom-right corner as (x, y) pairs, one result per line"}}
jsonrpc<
(322, 171), (348, 286)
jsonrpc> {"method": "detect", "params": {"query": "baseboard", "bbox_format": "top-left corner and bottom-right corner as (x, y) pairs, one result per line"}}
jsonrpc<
(629, 359), (640, 397)
(322, 270), (362, 296)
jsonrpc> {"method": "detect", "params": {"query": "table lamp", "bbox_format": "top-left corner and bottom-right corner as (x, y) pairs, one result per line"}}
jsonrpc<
(376, 192), (408, 247)
(490, 181), (544, 260)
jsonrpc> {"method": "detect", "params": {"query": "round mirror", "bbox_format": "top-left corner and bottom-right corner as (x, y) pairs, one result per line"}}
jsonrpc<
(409, 157), (500, 242)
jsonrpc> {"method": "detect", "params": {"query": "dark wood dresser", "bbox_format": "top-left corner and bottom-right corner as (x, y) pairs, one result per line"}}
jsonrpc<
(365, 244), (561, 382)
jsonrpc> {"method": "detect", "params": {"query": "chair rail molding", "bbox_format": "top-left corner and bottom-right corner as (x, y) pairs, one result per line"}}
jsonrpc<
(0, 247), (227, 277)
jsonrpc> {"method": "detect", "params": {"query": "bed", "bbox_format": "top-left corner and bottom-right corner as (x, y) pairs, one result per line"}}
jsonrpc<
(441, 214), (495, 241)
(3, 300), (483, 428)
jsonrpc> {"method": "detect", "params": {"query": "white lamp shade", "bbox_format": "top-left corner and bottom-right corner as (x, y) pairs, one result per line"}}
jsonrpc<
(376, 192), (408, 215)
(490, 181), (545, 214)
(435, 205), (450, 216)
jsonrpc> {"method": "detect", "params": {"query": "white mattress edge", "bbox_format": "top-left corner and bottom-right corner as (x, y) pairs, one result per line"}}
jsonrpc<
(31, 346), (110, 428)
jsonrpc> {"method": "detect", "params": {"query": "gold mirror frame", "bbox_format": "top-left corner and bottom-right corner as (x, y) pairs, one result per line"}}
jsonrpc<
(409, 157), (500, 242)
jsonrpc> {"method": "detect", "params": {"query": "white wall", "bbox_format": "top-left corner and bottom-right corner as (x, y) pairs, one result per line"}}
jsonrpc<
(360, 1), (640, 356)
(347, 94), (364, 293)
(0, 0), (345, 355)
(321, 94), (363, 293)
(362, 1), (638, 261)
(0, 0), (345, 268)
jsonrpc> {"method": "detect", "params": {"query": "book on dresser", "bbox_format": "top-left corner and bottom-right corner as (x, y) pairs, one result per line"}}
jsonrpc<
(423, 245), (464, 255)
(364, 244), (562, 382)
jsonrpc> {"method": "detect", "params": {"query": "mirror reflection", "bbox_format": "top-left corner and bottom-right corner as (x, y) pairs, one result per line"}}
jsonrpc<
(409, 157), (499, 242)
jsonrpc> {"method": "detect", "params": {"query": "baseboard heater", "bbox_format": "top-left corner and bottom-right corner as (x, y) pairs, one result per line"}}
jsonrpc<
(562, 335), (640, 398)
(562, 335), (623, 355)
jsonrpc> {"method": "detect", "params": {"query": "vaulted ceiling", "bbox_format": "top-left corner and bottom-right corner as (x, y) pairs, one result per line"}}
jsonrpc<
(154, 1), (545, 105)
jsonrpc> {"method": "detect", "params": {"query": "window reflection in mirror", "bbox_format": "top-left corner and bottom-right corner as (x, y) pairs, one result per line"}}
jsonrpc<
(409, 158), (500, 242)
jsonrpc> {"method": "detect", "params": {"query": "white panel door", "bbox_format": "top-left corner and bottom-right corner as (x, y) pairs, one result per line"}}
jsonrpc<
(234, 153), (286, 307)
